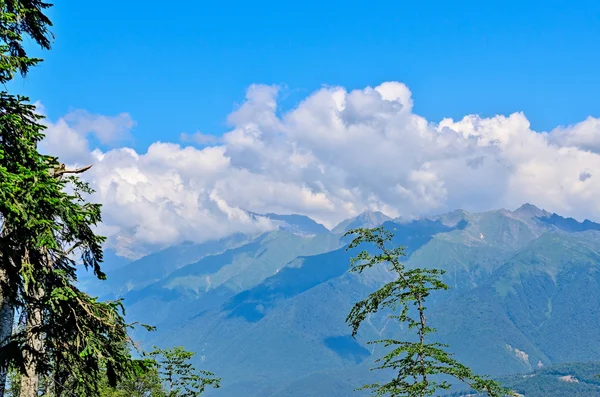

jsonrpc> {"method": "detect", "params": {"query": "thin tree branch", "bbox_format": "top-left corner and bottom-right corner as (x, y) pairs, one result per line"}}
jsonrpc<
(53, 164), (93, 177)
(64, 243), (80, 257)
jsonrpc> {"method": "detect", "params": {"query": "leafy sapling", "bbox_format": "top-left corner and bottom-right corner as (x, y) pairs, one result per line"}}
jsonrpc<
(149, 347), (220, 397)
(344, 226), (513, 397)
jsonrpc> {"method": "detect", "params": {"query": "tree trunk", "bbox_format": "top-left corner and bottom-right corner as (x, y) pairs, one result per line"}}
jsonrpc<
(0, 267), (15, 397)
(19, 286), (43, 397)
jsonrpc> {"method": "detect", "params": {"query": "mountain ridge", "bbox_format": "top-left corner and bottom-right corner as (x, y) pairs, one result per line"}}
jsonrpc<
(84, 204), (600, 397)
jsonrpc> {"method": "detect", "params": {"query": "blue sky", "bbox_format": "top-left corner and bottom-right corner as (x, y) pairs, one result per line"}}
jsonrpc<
(27, 0), (600, 252)
(13, 0), (600, 152)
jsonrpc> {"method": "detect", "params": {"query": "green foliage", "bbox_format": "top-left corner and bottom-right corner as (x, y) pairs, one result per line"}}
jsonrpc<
(97, 347), (220, 397)
(0, 2), (156, 395)
(0, 0), (53, 83)
(0, 0), (102, 305)
(0, 97), (130, 389)
(149, 347), (220, 397)
(2, 266), (159, 395)
(4, 367), (20, 397)
(99, 365), (166, 397)
(42, 286), (154, 395)
(344, 227), (511, 397)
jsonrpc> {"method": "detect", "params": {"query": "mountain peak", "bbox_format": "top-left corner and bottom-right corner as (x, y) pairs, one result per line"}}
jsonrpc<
(513, 203), (549, 218)
(332, 210), (391, 234)
(251, 212), (330, 235)
(420, 208), (470, 227)
(357, 209), (390, 221)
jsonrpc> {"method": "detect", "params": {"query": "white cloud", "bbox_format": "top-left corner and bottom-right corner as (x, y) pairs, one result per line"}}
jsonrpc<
(179, 131), (220, 145)
(548, 116), (600, 154)
(37, 107), (135, 166)
(62, 110), (135, 144)
(39, 82), (600, 257)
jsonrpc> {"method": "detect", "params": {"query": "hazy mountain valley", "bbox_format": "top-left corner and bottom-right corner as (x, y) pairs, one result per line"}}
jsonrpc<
(80, 204), (600, 396)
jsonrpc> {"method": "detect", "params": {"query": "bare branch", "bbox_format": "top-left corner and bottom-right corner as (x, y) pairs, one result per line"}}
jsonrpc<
(64, 243), (81, 257)
(53, 164), (93, 177)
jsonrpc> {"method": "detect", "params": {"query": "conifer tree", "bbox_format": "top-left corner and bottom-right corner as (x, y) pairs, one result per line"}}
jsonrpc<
(0, 2), (54, 393)
(0, 2), (153, 396)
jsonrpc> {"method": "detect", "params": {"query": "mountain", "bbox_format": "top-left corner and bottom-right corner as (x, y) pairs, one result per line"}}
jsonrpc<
(90, 205), (600, 397)
(431, 230), (600, 374)
(255, 213), (330, 235)
(331, 210), (391, 234)
(82, 233), (253, 299)
(512, 202), (551, 219)
(122, 229), (343, 331)
(447, 362), (600, 396)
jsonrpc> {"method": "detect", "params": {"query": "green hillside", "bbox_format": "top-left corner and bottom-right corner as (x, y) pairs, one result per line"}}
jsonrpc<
(448, 362), (600, 396)
(90, 204), (600, 397)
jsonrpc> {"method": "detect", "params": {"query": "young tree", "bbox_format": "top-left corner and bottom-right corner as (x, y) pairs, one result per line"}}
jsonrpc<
(344, 227), (512, 397)
(149, 347), (220, 397)
(99, 366), (165, 397)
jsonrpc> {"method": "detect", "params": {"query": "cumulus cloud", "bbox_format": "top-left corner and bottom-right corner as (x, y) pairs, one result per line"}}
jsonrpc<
(549, 116), (600, 154)
(38, 82), (600, 257)
(62, 110), (135, 144)
(180, 131), (220, 145)
(37, 106), (135, 166)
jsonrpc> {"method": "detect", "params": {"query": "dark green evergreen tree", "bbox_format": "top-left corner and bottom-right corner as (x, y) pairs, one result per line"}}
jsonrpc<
(0, 2), (156, 396)
(0, 2), (54, 394)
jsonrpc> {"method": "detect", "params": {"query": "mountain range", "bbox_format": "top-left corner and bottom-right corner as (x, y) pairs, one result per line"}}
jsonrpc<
(80, 204), (600, 396)
(449, 362), (600, 396)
